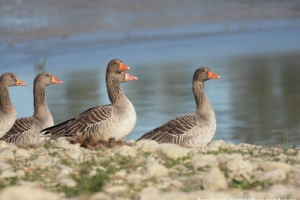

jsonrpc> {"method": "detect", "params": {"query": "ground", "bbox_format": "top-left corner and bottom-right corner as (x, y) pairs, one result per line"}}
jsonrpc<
(0, 139), (299, 200)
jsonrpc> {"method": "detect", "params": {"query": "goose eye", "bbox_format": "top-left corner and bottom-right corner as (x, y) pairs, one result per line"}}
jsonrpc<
(46, 74), (49, 77)
(11, 75), (14, 78)
(202, 69), (205, 72)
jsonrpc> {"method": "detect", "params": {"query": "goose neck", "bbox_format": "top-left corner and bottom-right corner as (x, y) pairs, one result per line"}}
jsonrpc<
(193, 81), (211, 114)
(0, 86), (13, 111)
(33, 84), (50, 118)
(106, 73), (126, 104)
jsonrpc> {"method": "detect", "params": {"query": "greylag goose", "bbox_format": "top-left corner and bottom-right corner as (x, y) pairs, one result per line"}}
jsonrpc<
(40, 59), (137, 141)
(1, 72), (62, 146)
(0, 73), (26, 138)
(137, 67), (220, 146)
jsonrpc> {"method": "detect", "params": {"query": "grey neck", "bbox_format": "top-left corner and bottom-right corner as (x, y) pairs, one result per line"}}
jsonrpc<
(106, 73), (127, 106)
(193, 81), (212, 115)
(0, 86), (14, 112)
(33, 84), (51, 119)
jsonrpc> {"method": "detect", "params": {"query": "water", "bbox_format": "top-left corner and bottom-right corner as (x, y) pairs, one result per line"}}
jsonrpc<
(1, 1), (300, 146)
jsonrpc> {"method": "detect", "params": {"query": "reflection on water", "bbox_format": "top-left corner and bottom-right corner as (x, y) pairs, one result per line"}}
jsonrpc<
(227, 54), (300, 145)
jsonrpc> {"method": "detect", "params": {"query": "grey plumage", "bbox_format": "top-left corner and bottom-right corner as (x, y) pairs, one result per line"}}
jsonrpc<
(138, 67), (220, 146)
(1, 72), (62, 146)
(0, 73), (26, 138)
(40, 59), (138, 141)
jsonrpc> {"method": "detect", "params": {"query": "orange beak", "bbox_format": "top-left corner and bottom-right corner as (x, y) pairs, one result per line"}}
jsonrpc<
(16, 78), (27, 86)
(208, 71), (221, 79)
(119, 63), (130, 71)
(124, 73), (138, 81)
(51, 76), (63, 84)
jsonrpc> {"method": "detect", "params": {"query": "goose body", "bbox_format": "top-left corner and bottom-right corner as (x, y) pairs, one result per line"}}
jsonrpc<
(41, 59), (137, 141)
(138, 67), (220, 146)
(0, 73), (26, 138)
(1, 72), (62, 146)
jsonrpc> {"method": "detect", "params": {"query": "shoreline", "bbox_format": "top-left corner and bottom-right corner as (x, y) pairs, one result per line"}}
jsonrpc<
(2, 0), (300, 44)
(0, 139), (299, 199)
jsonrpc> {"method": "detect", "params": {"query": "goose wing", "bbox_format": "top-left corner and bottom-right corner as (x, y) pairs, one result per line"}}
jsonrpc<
(41, 105), (113, 138)
(138, 114), (197, 144)
(1, 117), (34, 142)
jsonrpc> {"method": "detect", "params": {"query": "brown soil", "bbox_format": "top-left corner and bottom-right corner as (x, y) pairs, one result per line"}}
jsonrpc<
(66, 136), (132, 150)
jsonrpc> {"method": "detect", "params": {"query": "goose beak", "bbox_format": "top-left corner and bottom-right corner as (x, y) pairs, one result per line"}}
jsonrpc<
(52, 76), (63, 84)
(124, 73), (138, 81)
(208, 71), (221, 79)
(119, 63), (130, 71)
(16, 78), (27, 86)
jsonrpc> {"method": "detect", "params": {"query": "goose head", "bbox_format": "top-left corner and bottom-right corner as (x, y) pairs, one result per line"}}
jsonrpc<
(119, 71), (138, 83)
(193, 67), (221, 83)
(107, 59), (130, 75)
(0, 73), (26, 87)
(34, 72), (63, 86)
